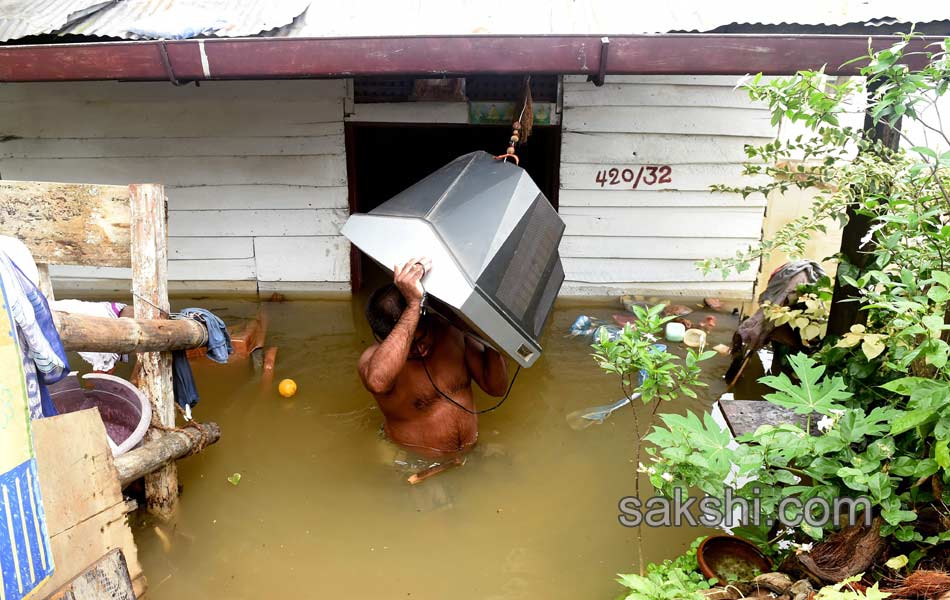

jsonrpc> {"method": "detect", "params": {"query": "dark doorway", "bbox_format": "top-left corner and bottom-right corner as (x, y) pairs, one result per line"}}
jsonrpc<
(345, 123), (561, 292)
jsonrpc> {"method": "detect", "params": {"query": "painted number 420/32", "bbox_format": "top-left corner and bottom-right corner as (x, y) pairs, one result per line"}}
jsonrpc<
(595, 165), (672, 189)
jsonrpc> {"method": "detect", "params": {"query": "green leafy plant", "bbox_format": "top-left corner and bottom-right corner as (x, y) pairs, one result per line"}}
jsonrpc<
(642, 34), (950, 563)
(616, 537), (714, 600)
(591, 304), (716, 574)
(644, 354), (950, 549)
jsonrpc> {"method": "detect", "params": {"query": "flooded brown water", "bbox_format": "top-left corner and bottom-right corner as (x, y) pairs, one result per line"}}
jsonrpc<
(128, 295), (736, 599)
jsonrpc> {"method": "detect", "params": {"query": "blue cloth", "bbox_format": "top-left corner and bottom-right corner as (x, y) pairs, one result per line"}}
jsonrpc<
(177, 308), (232, 364)
(0, 253), (69, 418)
(169, 308), (232, 411)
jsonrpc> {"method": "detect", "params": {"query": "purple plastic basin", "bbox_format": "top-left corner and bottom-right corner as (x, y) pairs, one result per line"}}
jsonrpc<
(48, 373), (152, 456)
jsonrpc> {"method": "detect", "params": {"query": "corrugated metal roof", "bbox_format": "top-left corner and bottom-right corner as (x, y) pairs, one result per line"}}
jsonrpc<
(275, 1), (950, 37)
(0, 0), (947, 42)
(0, 0), (111, 42)
(61, 0), (311, 39)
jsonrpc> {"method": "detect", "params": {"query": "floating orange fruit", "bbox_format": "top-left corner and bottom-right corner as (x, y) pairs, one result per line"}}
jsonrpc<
(278, 379), (297, 398)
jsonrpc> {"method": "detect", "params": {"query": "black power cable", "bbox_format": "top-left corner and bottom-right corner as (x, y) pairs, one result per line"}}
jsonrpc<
(409, 263), (521, 415)
(419, 352), (521, 415)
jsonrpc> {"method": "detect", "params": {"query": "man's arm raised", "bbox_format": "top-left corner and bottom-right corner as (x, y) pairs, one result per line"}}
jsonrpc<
(464, 336), (510, 397)
(358, 258), (431, 395)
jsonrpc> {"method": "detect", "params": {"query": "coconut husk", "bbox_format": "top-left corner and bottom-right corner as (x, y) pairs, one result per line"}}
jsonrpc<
(780, 518), (886, 584)
(884, 570), (950, 599)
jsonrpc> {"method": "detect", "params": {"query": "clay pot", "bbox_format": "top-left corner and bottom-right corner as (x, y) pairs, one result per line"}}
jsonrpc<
(697, 535), (772, 584)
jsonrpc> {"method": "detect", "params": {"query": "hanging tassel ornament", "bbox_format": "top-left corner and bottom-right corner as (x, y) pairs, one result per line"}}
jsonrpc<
(516, 75), (533, 144)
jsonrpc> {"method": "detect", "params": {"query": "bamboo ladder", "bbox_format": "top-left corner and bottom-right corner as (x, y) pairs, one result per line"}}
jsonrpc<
(0, 180), (218, 519)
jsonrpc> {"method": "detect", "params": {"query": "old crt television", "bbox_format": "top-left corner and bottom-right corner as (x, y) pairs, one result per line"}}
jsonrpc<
(341, 151), (565, 368)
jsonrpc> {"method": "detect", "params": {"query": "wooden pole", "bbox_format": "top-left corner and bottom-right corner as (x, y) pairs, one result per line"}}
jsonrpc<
(53, 311), (207, 353)
(129, 183), (178, 519)
(114, 423), (221, 488)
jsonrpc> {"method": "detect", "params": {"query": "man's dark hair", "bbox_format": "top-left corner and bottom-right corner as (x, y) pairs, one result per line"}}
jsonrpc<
(366, 283), (407, 340)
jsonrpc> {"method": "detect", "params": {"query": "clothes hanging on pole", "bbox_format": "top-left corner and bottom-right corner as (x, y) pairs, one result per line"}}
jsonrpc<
(50, 299), (128, 372)
(0, 247), (69, 418)
(170, 308), (233, 417)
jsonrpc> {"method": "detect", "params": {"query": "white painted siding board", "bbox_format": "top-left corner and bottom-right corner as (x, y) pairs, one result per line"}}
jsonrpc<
(254, 237), (349, 282)
(50, 259), (257, 280)
(169, 237), (254, 260)
(564, 106), (773, 137)
(559, 190), (767, 208)
(559, 206), (764, 238)
(168, 209), (347, 238)
(563, 75), (761, 86)
(0, 155), (347, 187)
(561, 281), (755, 298)
(560, 163), (769, 192)
(0, 134), (346, 159)
(49, 265), (131, 280)
(561, 132), (766, 164)
(563, 258), (752, 283)
(169, 258), (257, 281)
(167, 185), (348, 210)
(0, 80), (347, 103)
(0, 100), (343, 138)
(559, 75), (778, 297)
(9, 79), (351, 289)
(560, 236), (760, 260)
(563, 84), (764, 109)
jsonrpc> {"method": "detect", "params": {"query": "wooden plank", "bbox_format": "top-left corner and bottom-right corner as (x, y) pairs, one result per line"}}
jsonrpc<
(563, 105), (773, 136)
(558, 189), (767, 208)
(559, 235), (759, 260)
(563, 75), (768, 86)
(562, 257), (753, 283)
(168, 209), (347, 237)
(560, 132), (767, 164)
(0, 134), (346, 159)
(560, 280), (755, 299)
(0, 100), (343, 138)
(47, 549), (134, 600)
(559, 206), (765, 238)
(169, 258), (257, 281)
(560, 163), (769, 191)
(168, 237), (254, 260)
(0, 155), (348, 187)
(130, 183), (178, 520)
(0, 180), (131, 267)
(563, 83), (765, 108)
(32, 409), (144, 598)
(718, 399), (811, 437)
(166, 185), (348, 211)
(253, 236), (349, 282)
(0, 79), (346, 103)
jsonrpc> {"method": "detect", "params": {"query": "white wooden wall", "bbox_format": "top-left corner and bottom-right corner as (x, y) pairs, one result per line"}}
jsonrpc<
(559, 75), (774, 298)
(0, 80), (349, 292)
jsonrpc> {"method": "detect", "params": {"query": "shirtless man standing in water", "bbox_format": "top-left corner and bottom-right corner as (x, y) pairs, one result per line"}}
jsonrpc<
(358, 258), (509, 459)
